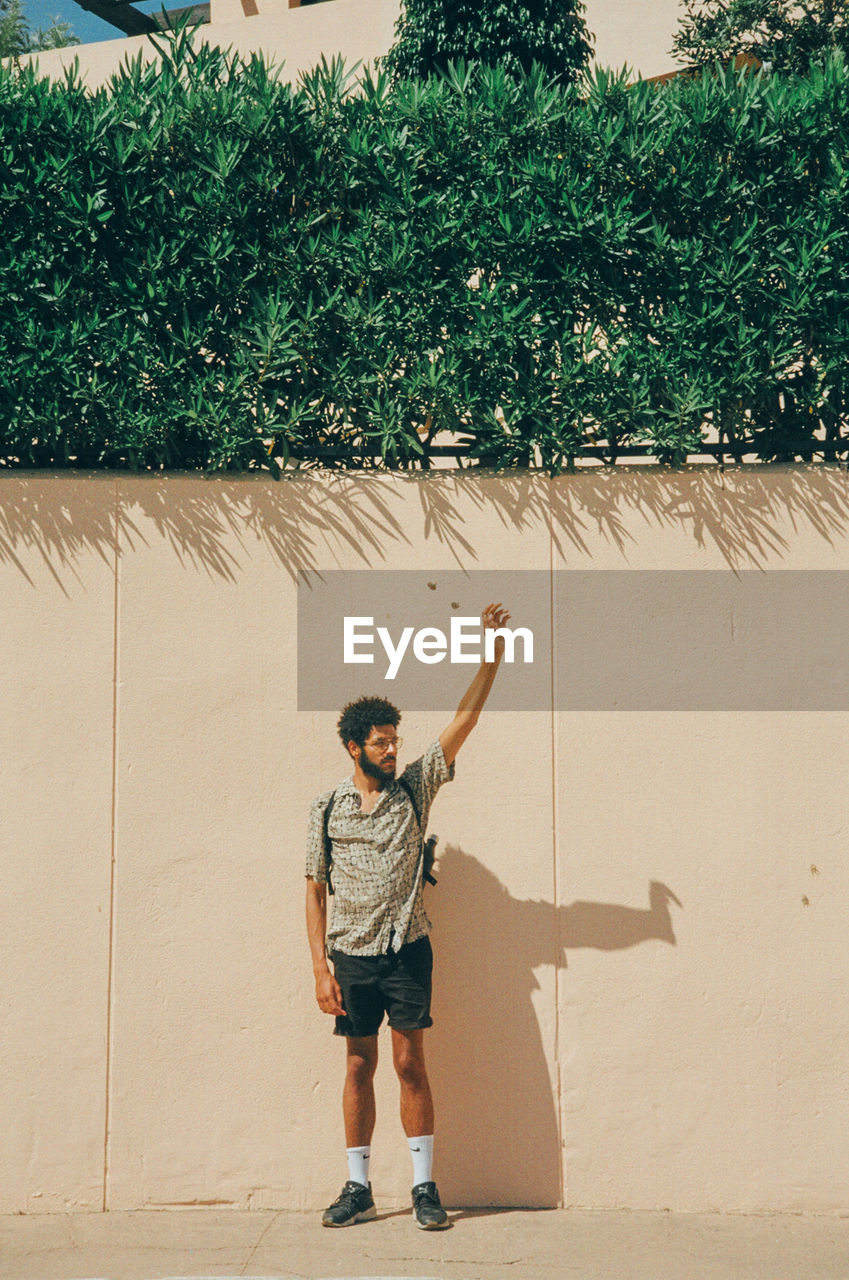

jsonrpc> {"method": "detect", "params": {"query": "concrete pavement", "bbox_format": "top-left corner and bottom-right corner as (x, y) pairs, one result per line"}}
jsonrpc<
(2, 1206), (849, 1280)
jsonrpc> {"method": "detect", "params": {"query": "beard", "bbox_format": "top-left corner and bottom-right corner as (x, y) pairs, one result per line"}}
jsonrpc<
(359, 750), (396, 787)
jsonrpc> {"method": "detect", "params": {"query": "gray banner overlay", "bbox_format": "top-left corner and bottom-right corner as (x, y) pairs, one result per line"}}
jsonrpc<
(297, 571), (849, 711)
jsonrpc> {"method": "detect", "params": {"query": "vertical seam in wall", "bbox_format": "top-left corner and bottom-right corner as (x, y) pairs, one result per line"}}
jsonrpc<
(102, 478), (120, 1212)
(548, 478), (565, 1209)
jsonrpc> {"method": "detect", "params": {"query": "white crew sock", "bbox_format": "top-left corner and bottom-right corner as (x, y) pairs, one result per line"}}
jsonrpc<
(407, 1134), (434, 1186)
(346, 1145), (371, 1188)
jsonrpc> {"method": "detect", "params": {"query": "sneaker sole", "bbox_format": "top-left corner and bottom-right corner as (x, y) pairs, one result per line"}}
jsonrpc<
(322, 1205), (377, 1227)
(415, 1216), (451, 1230)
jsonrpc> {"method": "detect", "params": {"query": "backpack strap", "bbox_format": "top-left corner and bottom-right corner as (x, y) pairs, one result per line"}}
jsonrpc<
(322, 788), (339, 896)
(397, 776), (438, 887)
(396, 775), (421, 827)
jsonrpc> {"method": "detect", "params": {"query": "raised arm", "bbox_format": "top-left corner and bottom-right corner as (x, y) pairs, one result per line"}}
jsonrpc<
(439, 603), (510, 768)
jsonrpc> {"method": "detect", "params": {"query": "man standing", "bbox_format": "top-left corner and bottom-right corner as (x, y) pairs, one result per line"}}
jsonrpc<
(305, 603), (510, 1229)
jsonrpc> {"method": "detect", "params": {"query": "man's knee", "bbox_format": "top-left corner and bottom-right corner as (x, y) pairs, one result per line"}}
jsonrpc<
(392, 1032), (428, 1087)
(345, 1036), (378, 1086)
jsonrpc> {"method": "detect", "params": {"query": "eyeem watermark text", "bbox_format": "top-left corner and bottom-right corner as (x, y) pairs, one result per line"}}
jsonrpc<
(344, 616), (535, 679)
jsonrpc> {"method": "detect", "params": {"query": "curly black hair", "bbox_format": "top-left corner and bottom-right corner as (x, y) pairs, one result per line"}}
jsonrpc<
(337, 696), (401, 750)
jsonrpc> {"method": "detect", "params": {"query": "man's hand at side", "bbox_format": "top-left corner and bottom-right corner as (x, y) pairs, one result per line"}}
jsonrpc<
(305, 877), (347, 1017)
(315, 969), (346, 1018)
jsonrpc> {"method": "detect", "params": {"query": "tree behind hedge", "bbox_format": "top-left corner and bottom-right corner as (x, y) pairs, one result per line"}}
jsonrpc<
(672, 0), (849, 74)
(0, 0), (79, 56)
(382, 0), (594, 84)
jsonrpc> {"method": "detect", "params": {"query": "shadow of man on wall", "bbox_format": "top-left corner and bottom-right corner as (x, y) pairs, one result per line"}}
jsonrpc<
(425, 845), (682, 1208)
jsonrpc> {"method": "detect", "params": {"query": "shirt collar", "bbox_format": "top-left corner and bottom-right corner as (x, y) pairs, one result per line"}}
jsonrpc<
(335, 774), (398, 810)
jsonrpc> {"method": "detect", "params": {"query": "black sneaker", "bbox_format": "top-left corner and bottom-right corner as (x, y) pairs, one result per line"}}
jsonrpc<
(411, 1180), (450, 1229)
(321, 1180), (376, 1227)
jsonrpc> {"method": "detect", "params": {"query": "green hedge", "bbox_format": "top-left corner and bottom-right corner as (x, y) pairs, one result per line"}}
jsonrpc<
(1, 26), (848, 472)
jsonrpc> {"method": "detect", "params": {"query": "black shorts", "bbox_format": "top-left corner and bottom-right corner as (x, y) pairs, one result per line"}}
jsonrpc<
(330, 935), (434, 1038)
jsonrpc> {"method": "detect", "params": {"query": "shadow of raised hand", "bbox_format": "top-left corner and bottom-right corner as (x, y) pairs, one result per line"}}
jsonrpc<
(563, 880), (683, 951)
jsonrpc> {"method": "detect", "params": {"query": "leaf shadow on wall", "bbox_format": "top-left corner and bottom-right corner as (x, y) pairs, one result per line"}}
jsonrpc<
(2, 468), (849, 587)
(426, 845), (682, 1208)
(415, 466), (849, 571)
(0, 475), (416, 589)
(114, 477), (416, 582)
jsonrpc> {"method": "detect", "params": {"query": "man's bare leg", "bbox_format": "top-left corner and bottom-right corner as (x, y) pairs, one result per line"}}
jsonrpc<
(343, 1035), (378, 1147)
(392, 1027), (448, 1227)
(391, 1028), (434, 1136)
(322, 1035), (379, 1225)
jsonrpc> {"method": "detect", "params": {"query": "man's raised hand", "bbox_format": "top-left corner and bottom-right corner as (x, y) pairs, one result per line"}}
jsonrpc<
(482, 602), (511, 662)
(439, 602), (512, 768)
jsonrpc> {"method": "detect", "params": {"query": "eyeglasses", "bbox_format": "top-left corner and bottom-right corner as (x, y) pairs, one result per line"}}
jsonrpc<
(366, 736), (402, 752)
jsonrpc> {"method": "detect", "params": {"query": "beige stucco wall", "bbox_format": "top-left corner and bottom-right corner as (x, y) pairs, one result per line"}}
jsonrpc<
(2, 466), (849, 1216)
(12, 0), (683, 87)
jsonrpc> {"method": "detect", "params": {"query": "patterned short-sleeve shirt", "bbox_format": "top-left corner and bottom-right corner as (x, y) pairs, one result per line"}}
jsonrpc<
(305, 740), (454, 956)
